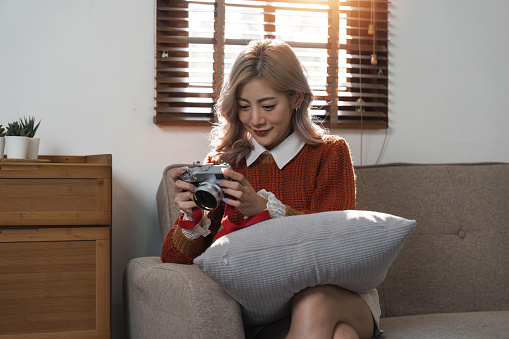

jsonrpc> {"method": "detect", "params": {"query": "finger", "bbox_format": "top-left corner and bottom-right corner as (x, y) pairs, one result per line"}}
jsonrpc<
(174, 190), (194, 202)
(223, 188), (243, 200)
(223, 197), (241, 208)
(179, 200), (197, 210)
(175, 199), (197, 214)
(221, 168), (248, 185)
(171, 167), (186, 181)
(219, 179), (244, 191)
(174, 180), (196, 192)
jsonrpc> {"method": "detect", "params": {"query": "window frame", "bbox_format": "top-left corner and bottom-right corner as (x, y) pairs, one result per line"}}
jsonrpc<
(154, 0), (389, 129)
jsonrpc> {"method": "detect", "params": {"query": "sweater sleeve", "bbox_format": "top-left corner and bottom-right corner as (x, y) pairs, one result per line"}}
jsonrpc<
(286, 137), (355, 216)
(160, 221), (207, 264)
(160, 203), (225, 264)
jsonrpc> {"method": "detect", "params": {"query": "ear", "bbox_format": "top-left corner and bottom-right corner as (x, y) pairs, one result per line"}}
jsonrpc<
(292, 92), (304, 110)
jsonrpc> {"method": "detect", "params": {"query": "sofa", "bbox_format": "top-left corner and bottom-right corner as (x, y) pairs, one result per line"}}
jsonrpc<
(124, 162), (509, 338)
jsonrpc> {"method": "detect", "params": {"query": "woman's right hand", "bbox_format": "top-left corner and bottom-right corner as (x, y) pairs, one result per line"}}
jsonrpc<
(171, 167), (198, 218)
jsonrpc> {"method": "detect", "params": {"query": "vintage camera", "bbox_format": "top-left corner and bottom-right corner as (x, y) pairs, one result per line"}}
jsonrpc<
(179, 162), (232, 211)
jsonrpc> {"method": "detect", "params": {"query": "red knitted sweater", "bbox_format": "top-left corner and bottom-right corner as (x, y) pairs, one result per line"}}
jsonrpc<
(160, 135), (356, 264)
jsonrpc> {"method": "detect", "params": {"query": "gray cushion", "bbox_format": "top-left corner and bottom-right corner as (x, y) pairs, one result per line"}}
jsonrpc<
(194, 210), (416, 326)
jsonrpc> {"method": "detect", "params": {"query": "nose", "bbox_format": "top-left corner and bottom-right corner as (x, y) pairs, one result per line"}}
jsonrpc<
(250, 107), (265, 127)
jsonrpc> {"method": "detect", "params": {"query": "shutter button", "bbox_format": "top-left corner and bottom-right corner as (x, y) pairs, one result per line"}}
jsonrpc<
(458, 231), (466, 239)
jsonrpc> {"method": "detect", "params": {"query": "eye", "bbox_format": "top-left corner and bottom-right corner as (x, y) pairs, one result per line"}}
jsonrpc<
(263, 105), (276, 111)
(238, 105), (250, 111)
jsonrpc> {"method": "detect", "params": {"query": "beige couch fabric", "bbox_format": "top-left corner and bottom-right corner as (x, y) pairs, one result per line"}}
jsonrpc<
(124, 162), (509, 338)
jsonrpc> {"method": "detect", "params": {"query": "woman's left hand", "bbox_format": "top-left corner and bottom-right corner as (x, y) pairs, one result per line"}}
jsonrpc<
(219, 168), (268, 217)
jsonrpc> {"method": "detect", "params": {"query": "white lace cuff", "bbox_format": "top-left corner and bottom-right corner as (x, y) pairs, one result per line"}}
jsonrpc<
(180, 210), (211, 239)
(257, 189), (286, 219)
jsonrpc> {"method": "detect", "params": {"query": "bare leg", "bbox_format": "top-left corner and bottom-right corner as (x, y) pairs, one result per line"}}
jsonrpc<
(287, 285), (374, 339)
(333, 323), (361, 339)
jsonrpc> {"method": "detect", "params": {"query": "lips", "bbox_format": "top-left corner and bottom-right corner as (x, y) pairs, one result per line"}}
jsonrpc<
(253, 128), (271, 136)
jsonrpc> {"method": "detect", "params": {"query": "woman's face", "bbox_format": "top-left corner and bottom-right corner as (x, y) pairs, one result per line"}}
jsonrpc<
(237, 78), (298, 150)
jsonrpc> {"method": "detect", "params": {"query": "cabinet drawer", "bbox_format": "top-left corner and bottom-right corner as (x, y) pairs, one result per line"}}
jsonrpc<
(0, 155), (112, 227)
(0, 178), (111, 226)
(1, 178), (99, 212)
(0, 227), (110, 338)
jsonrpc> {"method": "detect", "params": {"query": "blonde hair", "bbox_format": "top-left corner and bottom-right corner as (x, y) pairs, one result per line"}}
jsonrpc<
(208, 39), (327, 166)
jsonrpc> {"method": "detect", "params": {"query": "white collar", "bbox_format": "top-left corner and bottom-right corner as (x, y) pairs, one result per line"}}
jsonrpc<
(246, 132), (305, 169)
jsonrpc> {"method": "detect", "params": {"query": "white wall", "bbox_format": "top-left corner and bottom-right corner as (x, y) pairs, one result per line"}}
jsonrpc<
(1, 0), (508, 337)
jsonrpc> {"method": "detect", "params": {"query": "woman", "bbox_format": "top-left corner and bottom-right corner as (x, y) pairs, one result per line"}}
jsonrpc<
(161, 39), (381, 339)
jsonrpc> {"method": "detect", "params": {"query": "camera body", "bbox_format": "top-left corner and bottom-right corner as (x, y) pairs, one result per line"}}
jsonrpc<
(179, 162), (232, 211)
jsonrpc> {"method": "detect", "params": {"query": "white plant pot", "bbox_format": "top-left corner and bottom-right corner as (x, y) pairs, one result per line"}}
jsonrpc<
(27, 138), (40, 159)
(0, 137), (5, 159)
(5, 136), (29, 159)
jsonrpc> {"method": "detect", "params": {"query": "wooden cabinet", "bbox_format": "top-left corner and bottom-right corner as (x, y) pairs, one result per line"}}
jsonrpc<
(0, 155), (112, 338)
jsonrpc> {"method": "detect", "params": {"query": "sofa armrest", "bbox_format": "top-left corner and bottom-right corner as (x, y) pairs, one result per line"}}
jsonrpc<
(157, 164), (191, 240)
(124, 257), (245, 339)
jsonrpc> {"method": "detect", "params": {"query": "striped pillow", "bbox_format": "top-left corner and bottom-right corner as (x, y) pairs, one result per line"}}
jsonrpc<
(194, 210), (416, 326)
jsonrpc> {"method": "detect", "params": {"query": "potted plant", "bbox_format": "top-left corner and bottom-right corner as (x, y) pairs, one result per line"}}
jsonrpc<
(20, 116), (41, 159)
(0, 125), (5, 159)
(5, 120), (29, 159)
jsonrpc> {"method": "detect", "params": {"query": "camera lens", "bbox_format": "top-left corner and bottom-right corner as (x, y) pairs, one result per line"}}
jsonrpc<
(193, 182), (223, 211)
(195, 191), (217, 210)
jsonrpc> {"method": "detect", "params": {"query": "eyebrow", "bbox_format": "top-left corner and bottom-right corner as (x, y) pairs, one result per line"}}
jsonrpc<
(237, 96), (277, 104)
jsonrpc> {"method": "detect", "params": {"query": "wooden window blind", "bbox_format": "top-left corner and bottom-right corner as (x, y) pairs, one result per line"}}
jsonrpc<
(155, 0), (389, 129)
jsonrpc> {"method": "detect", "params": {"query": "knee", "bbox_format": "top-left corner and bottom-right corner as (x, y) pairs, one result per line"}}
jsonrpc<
(292, 285), (347, 313)
(292, 286), (328, 310)
(333, 323), (360, 339)
(289, 286), (374, 339)
(288, 287), (338, 338)
(291, 285), (341, 324)
(292, 285), (327, 306)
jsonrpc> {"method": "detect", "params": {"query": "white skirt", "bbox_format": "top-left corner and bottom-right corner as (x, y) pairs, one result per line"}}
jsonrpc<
(358, 288), (383, 337)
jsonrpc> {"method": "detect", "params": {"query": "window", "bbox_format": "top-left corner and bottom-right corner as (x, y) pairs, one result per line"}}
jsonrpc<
(155, 0), (389, 129)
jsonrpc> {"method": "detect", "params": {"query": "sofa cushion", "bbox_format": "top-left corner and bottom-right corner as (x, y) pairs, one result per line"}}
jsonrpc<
(355, 163), (509, 318)
(380, 311), (509, 339)
(194, 210), (416, 326)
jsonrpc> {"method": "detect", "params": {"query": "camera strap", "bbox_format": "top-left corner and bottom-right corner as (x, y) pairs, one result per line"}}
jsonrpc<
(214, 205), (271, 242)
(177, 207), (203, 229)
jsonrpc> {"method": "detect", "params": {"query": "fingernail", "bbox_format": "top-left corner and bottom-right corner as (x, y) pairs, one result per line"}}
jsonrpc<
(222, 168), (230, 174)
(193, 186), (197, 191)
(215, 179), (222, 185)
(221, 198), (227, 202)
